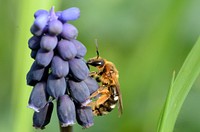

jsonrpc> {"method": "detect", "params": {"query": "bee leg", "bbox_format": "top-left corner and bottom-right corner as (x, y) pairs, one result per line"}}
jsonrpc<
(89, 71), (98, 77)
(90, 88), (110, 106)
(88, 86), (105, 99)
(87, 101), (96, 110)
(87, 91), (110, 109)
(89, 71), (102, 83)
(96, 93), (110, 107)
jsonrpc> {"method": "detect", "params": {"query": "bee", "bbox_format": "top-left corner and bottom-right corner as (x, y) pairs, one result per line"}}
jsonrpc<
(87, 42), (123, 116)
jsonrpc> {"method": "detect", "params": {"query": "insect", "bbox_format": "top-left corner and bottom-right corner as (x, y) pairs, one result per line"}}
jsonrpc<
(87, 42), (123, 116)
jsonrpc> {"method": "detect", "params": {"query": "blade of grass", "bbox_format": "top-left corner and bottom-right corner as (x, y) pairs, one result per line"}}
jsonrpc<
(157, 36), (200, 132)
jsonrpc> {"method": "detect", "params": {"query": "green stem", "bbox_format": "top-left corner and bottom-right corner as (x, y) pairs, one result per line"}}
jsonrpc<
(59, 125), (73, 132)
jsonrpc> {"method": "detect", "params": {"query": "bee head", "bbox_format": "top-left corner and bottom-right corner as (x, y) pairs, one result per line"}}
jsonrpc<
(87, 39), (105, 67)
(87, 57), (105, 67)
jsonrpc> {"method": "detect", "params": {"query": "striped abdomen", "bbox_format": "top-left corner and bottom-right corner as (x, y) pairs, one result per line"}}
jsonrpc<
(92, 86), (119, 116)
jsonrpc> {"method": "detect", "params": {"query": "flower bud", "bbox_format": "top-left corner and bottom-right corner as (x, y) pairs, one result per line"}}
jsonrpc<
(68, 80), (90, 105)
(31, 14), (49, 36)
(51, 56), (69, 78)
(61, 23), (78, 40)
(26, 61), (46, 86)
(84, 76), (99, 94)
(59, 7), (80, 23)
(30, 25), (43, 36)
(30, 50), (38, 59)
(57, 95), (76, 127)
(28, 36), (40, 50)
(48, 20), (63, 36)
(56, 11), (62, 18)
(33, 102), (54, 129)
(34, 14), (49, 30)
(28, 82), (49, 112)
(57, 39), (77, 60)
(47, 74), (66, 99)
(34, 9), (48, 18)
(36, 49), (54, 67)
(40, 35), (58, 51)
(71, 40), (87, 58)
(76, 106), (94, 128)
(69, 58), (89, 81)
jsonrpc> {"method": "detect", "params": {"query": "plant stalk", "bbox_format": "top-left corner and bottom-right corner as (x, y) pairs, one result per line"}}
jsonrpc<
(59, 124), (73, 132)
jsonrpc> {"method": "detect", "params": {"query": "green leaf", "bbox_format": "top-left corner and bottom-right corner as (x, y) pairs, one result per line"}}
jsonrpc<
(157, 36), (200, 132)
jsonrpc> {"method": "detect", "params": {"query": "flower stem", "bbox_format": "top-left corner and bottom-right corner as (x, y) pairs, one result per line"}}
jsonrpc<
(59, 124), (73, 132)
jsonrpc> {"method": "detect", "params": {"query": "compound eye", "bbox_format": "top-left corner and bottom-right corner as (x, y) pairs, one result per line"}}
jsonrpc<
(96, 61), (103, 66)
(87, 59), (104, 67)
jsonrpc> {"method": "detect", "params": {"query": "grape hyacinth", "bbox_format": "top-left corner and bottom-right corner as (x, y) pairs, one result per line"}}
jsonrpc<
(26, 6), (99, 129)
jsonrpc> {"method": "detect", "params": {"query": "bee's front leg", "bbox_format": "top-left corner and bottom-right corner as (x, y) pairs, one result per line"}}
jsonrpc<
(89, 71), (98, 77)
(90, 71), (102, 83)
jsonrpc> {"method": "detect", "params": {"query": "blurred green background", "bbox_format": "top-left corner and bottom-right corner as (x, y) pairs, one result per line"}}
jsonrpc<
(1, 0), (200, 132)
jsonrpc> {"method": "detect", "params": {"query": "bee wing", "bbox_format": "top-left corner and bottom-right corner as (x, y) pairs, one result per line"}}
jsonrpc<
(113, 77), (123, 117)
(108, 62), (123, 117)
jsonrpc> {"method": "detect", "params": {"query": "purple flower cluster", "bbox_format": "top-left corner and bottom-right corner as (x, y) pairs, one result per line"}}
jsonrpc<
(26, 7), (98, 129)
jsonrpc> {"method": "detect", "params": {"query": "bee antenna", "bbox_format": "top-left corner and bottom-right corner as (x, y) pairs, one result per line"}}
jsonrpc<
(95, 39), (99, 59)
